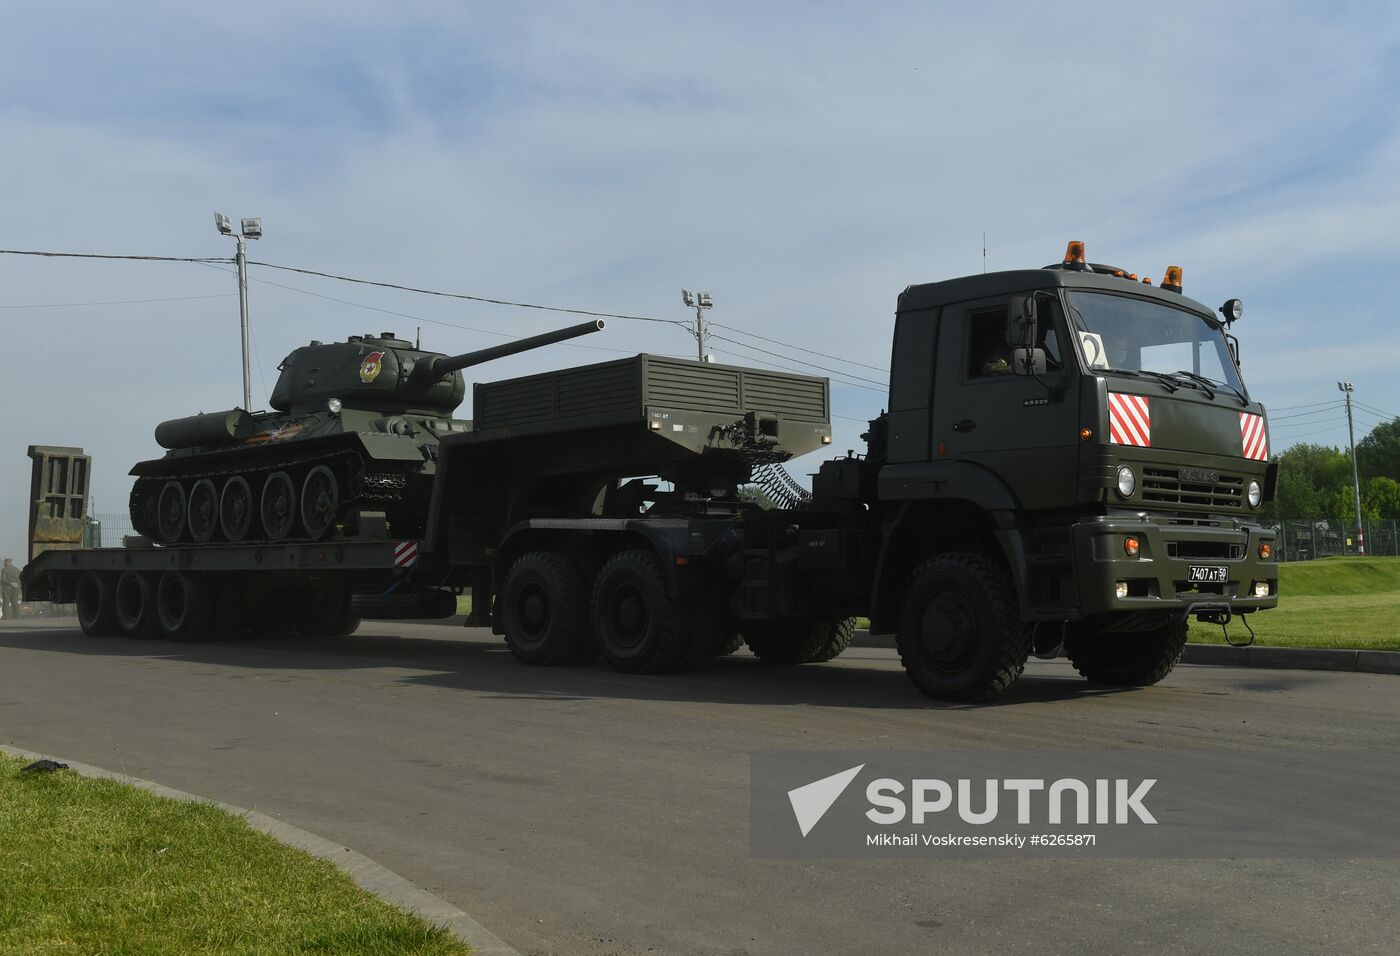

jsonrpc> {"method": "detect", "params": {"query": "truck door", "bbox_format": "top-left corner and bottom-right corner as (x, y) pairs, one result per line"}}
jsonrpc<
(932, 294), (1080, 511)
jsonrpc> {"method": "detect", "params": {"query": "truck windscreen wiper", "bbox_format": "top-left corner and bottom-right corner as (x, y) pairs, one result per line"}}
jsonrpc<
(1102, 367), (1179, 392)
(1171, 370), (1249, 406)
(1164, 370), (1216, 400)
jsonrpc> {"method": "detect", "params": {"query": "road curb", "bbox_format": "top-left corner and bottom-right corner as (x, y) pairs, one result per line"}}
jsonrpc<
(850, 631), (1400, 675)
(0, 744), (520, 956)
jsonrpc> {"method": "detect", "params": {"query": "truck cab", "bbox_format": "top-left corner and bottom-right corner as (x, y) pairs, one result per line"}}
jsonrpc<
(859, 242), (1277, 698)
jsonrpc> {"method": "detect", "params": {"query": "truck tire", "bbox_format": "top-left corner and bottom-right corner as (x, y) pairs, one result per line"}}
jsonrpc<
(1064, 617), (1188, 686)
(75, 571), (120, 637)
(156, 571), (218, 642)
(293, 587), (361, 637)
(501, 551), (594, 665)
(592, 550), (689, 673)
(744, 617), (855, 665)
(115, 571), (159, 638)
(679, 603), (741, 668)
(896, 553), (1031, 702)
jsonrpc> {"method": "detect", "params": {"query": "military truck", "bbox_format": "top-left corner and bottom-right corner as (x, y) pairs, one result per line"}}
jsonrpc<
(23, 241), (1277, 701)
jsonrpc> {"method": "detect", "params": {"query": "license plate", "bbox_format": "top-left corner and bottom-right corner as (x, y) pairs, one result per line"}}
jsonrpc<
(1188, 565), (1229, 584)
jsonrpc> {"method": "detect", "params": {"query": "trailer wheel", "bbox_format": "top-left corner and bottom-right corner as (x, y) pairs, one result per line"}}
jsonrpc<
(592, 550), (689, 673)
(1064, 616), (1188, 686)
(896, 553), (1031, 702)
(115, 571), (159, 638)
(75, 571), (120, 637)
(156, 571), (217, 642)
(293, 587), (361, 637)
(806, 617), (857, 663)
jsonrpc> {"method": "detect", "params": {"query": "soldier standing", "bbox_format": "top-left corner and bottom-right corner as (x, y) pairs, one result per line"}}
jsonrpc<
(0, 558), (20, 620)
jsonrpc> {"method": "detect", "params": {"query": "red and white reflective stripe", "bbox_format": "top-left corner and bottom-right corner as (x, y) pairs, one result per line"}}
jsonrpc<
(393, 541), (419, 568)
(1240, 413), (1269, 461)
(1108, 393), (1151, 447)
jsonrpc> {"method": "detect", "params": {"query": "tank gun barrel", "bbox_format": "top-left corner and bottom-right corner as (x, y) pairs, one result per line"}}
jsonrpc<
(416, 319), (605, 379)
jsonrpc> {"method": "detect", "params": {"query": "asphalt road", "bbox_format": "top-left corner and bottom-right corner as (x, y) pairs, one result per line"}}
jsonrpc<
(3, 617), (1398, 955)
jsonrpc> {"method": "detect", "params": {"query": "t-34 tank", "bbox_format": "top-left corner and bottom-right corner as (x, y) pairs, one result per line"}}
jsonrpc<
(128, 320), (605, 544)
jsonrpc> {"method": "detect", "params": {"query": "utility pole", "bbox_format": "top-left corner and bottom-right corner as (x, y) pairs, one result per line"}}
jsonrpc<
(1339, 381), (1366, 556)
(681, 289), (714, 362)
(215, 212), (262, 411)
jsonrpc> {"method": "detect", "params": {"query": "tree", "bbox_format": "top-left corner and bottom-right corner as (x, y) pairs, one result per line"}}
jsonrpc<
(1267, 443), (1350, 519)
(1331, 485), (1380, 527)
(1365, 476), (1400, 519)
(1357, 419), (1400, 483)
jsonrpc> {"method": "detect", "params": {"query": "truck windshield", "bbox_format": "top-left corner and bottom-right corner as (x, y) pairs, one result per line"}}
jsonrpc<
(1065, 291), (1245, 396)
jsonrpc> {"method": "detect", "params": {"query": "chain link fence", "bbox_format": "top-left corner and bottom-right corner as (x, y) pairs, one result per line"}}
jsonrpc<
(1265, 519), (1400, 561)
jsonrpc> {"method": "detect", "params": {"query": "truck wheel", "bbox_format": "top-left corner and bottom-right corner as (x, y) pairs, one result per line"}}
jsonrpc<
(896, 553), (1031, 702)
(115, 572), (159, 638)
(75, 571), (120, 637)
(156, 571), (217, 642)
(806, 617), (857, 663)
(501, 552), (594, 665)
(1064, 617), (1188, 686)
(744, 618), (850, 665)
(592, 550), (688, 673)
(293, 588), (361, 637)
(679, 603), (741, 668)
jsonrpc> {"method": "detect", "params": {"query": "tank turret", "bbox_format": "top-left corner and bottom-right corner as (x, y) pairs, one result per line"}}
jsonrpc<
(128, 320), (604, 545)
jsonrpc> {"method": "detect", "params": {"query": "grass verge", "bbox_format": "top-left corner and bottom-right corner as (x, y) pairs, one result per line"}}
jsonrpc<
(0, 754), (469, 956)
(1189, 557), (1400, 650)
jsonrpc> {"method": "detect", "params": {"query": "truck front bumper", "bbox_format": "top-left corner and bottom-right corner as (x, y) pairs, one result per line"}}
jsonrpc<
(1070, 515), (1278, 618)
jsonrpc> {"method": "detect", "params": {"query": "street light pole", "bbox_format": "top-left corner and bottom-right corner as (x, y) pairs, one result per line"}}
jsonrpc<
(1339, 381), (1366, 556)
(681, 289), (714, 362)
(216, 212), (262, 412)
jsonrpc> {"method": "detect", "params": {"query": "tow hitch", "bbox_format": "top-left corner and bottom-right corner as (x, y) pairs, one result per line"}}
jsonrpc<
(1194, 604), (1256, 648)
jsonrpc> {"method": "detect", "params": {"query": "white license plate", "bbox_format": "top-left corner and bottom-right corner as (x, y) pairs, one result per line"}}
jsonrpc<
(1188, 565), (1229, 584)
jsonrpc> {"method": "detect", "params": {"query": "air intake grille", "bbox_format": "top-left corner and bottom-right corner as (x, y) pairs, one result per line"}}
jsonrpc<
(1142, 468), (1243, 509)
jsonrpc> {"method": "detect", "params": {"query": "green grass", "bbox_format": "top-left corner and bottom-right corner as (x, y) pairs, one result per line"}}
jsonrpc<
(454, 595), (473, 616)
(1188, 556), (1400, 650)
(0, 754), (469, 956)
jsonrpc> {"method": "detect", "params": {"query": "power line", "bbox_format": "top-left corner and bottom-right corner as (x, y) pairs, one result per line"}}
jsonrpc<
(1354, 400), (1398, 421)
(1268, 398), (1348, 412)
(709, 322), (890, 374)
(708, 334), (888, 388)
(708, 347), (886, 394)
(1271, 412), (1347, 431)
(1274, 422), (1347, 441)
(0, 292), (236, 310)
(0, 249), (229, 264)
(247, 260), (686, 326)
(1268, 403), (1346, 422)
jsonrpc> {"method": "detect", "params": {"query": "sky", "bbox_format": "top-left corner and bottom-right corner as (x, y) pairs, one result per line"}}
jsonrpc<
(4, 1), (1400, 560)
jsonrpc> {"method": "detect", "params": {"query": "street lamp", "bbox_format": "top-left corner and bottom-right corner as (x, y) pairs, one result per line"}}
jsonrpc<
(1338, 381), (1366, 556)
(215, 212), (261, 411)
(681, 289), (714, 362)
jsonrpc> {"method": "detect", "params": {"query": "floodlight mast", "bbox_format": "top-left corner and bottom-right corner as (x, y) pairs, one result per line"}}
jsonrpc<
(1338, 381), (1366, 556)
(215, 212), (261, 411)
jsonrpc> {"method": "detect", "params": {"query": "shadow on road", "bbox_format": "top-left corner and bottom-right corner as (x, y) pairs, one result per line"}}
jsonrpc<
(0, 622), (1149, 711)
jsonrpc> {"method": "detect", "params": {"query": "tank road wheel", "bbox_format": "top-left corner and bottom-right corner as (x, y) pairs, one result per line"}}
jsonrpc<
(300, 465), (339, 540)
(115, 571), (159, 638)
(501, 552), (594, 665)
(261, 471), (296, 541)
(591, 550), (689, 674)
(156, 571), (217, 642)
(220, 476), (254, 542)
(187, 479), (219, 543)
(292, 587), (361, 637)
(156, 480), (187, 543)
(75, 571), (120, 637)
(896, 553), (1032, 703)
(1064, 616), (1188, 687)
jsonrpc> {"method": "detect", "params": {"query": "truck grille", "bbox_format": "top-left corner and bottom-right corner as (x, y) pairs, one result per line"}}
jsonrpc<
(1142, 468), (1243, 509)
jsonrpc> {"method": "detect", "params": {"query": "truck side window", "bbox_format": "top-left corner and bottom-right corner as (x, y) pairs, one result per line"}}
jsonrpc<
(967, 308), (1012, 377)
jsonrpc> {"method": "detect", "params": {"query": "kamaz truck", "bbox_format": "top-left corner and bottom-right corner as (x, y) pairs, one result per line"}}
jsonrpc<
(24, 241), (1277, 701)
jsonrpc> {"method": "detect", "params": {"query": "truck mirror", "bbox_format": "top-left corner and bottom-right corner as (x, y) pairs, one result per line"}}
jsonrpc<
(1011, 347), (1047, 377)
(1006, 295), (1037, 348)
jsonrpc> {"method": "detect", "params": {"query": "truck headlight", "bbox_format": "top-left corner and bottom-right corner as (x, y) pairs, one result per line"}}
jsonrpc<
(1247, 480), (1262, 508)
(1116, 465), (1136, 498)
